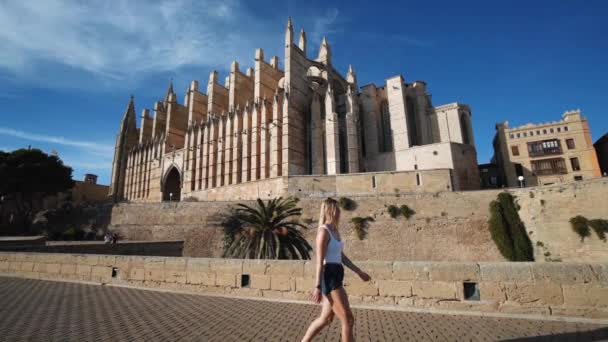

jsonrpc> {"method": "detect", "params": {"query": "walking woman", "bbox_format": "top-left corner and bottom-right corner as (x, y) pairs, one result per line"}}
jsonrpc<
(302, 198), (370, 342)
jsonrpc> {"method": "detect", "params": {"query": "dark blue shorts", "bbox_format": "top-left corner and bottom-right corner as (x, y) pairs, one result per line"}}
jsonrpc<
(321, 263), (344, 296)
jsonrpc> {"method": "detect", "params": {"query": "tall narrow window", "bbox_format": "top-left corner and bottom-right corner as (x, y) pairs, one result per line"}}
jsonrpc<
(511, 145), (520, 156)
(379, 101), (393, 152)
(570, 157), (581, 171)
(566, 138), (575, 149)
(406, 97), (419, 146)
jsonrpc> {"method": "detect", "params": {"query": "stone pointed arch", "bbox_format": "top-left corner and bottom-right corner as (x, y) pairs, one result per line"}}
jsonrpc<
(162, 164), (182, 201)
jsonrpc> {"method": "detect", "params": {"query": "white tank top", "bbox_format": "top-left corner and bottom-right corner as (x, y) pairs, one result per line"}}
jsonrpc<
(323, 225), (343, 264)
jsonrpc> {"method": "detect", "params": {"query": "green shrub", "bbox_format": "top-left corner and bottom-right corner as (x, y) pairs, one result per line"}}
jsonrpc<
(338, 197), (357, 211)
(400, 205), (415, 219)
(487, 192), (534, 261)
(351, 216), (375, 240)
(62, 227), (85, 241)
(387, 205), (399, 218)
(570, 216), (590, 241)
(589, 219), (608, 242)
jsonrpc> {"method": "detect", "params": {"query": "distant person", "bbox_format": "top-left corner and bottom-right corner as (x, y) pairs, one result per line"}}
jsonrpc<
(301, 198), (371, 342)
(104, 233), (111, 244)
(111, 233), (118, 244)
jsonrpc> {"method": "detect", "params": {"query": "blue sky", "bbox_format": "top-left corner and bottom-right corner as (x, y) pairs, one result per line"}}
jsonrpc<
(1, 0), (607, 185)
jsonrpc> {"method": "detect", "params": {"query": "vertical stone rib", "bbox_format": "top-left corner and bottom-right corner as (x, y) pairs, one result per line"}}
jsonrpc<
(209, 117), (219, 188)
(196, 124), (204, 190)
(345, 90), (360, 173)
(232, 110), (243, 183)
(311, 93), (325, 174)
(225, 112), (235, 185)
(259, 100), (269, 179)
(270, 94), (283, 177)
(251, 103), (260, 180)
(241, 106), (252, 182)
(325, 86), (340, 174)
(202, 121), (211, 189)
(216, 115), (225, 187)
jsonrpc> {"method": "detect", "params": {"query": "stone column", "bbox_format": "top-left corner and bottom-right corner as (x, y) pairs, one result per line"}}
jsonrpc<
(270, 93), (283, 177)
(232, 109), (243, 184)
(224, 112), (234, 185)
(324, 85), (340, 174)
(209, 117), (219, 188)
(345, 89), (360, 173)
(311, 92), (325, 174)
(241, 104), (252, 182)
(259, 99), (270, 179)
(251, 102), (261, 180)
(216, 114), (226, 187)
(202, 121), (211, 189)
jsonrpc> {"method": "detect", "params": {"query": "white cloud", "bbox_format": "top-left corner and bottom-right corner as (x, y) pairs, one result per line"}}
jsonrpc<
(0, 127), (113, 154)
(309, 8), (340, 44)
(0, 0), (272, 88)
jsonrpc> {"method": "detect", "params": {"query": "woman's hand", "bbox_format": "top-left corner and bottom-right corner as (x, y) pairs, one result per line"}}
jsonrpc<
(310, 288), (322, 304)
(358, 271), (371, 282)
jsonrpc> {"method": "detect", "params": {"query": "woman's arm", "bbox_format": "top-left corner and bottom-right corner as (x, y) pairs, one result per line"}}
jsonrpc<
(310, 226), (329, 303)
(342, 253), (371, 281)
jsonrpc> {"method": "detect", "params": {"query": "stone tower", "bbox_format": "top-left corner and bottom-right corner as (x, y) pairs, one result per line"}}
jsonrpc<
(108, 96), (139, 202)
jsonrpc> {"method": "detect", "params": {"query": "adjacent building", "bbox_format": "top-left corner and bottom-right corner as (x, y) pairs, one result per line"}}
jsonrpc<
(109, 19), (480, 202)
(493, 110), (601, 187)
(594, 133), (608, 176)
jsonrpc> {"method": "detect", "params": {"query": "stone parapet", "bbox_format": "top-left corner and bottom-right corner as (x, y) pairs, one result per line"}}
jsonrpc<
(1, 252), (607, 320)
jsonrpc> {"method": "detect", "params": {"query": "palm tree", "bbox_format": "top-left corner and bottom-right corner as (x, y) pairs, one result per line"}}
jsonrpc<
(222, 197), (312, 260)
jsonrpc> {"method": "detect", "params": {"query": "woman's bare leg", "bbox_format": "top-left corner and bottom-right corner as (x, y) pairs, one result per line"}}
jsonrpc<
(301, 296), (335, 342)
(329, 287), (355, 342)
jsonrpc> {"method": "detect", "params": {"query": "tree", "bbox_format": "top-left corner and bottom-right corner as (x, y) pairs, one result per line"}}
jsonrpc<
(222, 197), (312, 260)
(488, 192), (534, 261)
(0, 148), (74, 229)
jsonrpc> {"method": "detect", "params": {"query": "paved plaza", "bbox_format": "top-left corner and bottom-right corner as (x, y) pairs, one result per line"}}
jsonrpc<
(0, 277), (607, 341)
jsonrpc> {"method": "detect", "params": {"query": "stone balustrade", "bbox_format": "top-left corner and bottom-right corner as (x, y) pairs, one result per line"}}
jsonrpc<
(1, 252), (607, 320)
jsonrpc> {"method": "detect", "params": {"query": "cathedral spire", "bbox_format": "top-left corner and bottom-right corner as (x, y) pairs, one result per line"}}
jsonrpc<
(347, 64), (357, 87)
(298, 28), (307, 55)
(285, 17), (293, 47)
(164, 80), (175, 103)
(318, 36), (331, 64)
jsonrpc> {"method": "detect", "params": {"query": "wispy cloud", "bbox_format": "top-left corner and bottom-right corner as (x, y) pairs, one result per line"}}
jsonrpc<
(0, 127), (113, 154)
(0, 0), (272, 89)
(309, 8), (340, 44)
(358, 32), (432, 48)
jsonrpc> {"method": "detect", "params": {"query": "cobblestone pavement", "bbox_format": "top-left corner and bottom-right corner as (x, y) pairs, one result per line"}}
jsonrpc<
(1, 277), (607, 342)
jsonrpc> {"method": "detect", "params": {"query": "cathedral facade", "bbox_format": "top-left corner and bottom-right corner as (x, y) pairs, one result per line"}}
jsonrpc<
(109, 19), (479, 203)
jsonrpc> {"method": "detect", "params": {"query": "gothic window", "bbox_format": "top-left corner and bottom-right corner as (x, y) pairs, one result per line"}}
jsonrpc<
(379, 100), (393, 152)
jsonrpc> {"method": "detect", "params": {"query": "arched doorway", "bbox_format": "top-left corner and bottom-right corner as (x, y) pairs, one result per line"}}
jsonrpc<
(162, 167), (181, 201)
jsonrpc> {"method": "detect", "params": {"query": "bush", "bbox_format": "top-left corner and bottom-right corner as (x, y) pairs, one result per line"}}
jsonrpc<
(569, 216), (590, 241)
(589, 219), (608, 242)
(338, 197), (357, 211)
(387, 205), (400, 218)
(62, 227), (85, 241)
(400, 205), (415, 219)
(487, 192), (534, 261)
(351, 216), (375, 240)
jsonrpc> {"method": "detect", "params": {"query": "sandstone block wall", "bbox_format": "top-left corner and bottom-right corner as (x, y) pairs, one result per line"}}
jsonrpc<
(0, 241), (183, 257)
(2, 252), (607, 320)
(109, 189), (504, 261)
(512, 178), (608, 262)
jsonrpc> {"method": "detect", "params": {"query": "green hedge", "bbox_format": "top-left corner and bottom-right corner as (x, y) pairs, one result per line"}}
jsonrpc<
(488, 193), (534, 261)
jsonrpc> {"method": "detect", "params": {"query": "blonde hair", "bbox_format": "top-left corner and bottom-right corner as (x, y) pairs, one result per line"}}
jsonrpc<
(319, 198), (340, 228)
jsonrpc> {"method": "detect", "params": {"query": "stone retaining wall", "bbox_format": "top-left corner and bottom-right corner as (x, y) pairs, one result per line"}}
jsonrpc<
(2, 252), (607, 320)
(0, 241), (183, 257)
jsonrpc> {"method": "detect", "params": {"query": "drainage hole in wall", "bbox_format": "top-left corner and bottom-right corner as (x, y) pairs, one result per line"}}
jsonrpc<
(241, 274), (250, 288)
(463, 282), (479, 301)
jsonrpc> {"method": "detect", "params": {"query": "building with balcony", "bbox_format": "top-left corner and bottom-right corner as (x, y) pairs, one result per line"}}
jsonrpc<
(492, 110), (601, 187)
